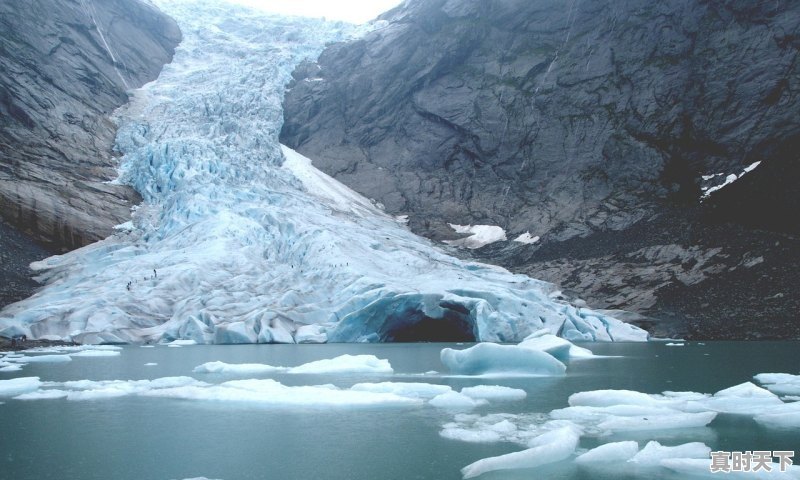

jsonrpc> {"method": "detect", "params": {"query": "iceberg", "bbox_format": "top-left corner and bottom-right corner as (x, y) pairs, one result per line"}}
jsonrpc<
(287, 354), (393, 375)
(429, 391), (488, 410)
(350, 382), (452, 399)
(518, 330), (595, 360)
(0, 377), (42, 396)
(460, 385), (527, 401)
(194, 355), (393, 376)
(0, 0), (648, 346)
(627, 441), (711, 466)
(441, 343), (566, 376)
(461, 425), (581, 479)
(193, 361), (285, 375)
(755, 372), (800, 397)
(575, 441), (639, 464)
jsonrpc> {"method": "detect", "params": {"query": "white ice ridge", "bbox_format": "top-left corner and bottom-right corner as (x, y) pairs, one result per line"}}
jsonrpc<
(513, 232), (539, 245)
(444, 224), (507, 249)
(0, 0), (647, 345)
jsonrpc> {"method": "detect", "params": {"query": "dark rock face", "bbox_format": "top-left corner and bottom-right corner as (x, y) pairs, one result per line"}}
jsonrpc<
(0, 218), (53, 308)
(0, 0), (181, 251)
(281, 0), (800, 338)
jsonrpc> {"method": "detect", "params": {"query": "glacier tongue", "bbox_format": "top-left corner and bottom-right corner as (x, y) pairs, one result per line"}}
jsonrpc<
(0, 0), (647, 345)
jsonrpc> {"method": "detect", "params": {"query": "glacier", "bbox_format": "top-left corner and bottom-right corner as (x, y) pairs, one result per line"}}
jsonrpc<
(0, 0), (647, 345)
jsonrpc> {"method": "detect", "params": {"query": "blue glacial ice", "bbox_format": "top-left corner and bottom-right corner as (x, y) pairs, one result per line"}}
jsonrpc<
(0, 0), (648, 345)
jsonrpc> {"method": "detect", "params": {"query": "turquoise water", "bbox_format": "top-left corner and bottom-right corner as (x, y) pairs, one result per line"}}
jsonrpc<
(0, 342), (798, 480)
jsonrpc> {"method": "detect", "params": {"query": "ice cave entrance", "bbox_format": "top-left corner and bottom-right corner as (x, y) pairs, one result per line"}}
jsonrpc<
(378, 302), (477, 342)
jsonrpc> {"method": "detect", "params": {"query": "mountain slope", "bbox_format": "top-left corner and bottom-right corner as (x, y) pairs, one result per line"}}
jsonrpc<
(0, 0), (180, 251)
(280, 0), (800, 338)
(0, 0), (646, 345)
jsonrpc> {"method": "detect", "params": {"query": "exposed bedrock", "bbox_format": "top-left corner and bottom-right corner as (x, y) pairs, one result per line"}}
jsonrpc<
(281, 0), (800, 338)
(0, 0), (180, 252)
(0, 0), (180, 308)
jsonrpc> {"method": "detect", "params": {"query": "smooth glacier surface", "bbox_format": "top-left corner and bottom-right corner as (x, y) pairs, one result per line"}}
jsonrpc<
(0, 0), (647, 345)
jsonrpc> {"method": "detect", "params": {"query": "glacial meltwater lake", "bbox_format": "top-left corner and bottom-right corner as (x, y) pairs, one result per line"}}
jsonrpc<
(1, 342), (798, 480)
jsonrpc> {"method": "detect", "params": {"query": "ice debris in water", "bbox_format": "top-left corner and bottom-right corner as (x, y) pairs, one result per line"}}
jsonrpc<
(440, 343), (567, 376)
(574, 441), (639, 464)
(429, 391), (488, 410)
(754, 372), (800, 397)
(461, 425), (582, 479)
(0, 377), (42, 396)
(193, 354), (393, 375)
(0, 0), (647, 346)
(444, 375), (800, 478)
(11, 375), (460, 409)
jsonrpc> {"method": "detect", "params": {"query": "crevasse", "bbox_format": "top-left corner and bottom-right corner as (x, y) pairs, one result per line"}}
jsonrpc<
(0, 0), (647, 344)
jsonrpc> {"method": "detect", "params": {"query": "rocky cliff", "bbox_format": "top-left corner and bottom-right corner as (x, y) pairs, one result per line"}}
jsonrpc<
(0, 0), (180, 308)
(281, 0), (800, 338)
(0, 0), (180, 251)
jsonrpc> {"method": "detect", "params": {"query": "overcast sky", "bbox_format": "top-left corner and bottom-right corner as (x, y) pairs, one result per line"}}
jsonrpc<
(226, 0), (404, 23)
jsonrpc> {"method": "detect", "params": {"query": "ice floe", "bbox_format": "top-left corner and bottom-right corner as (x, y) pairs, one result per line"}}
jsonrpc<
(0, 377), (41, 396)
(755, 372), (800, 397)
(193, 354), (393, 376)
(460, 385), (526, 401)
(461, 425), (581, 479)
(440, 343), (566, 376)
(350, 382), (452, 399)
(575, 440), (639, 464)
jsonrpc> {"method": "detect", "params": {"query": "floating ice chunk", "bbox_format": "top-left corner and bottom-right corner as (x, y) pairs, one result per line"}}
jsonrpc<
(441, 343), (566, 376)
(693, 382), (783, 414)
(461, 426), (580, 479)
(660, 458), (800, 479)
(430, 391), (488, 410)
(351, 382), (452, 399)
(145, 378), (421, 408)
(0, 377), (41, 396)
(288, 354), (392, 375)
(71, 350), (121, 357)
(15, 389), (69, 400)
(518, 331), (594, 360)
(0, 364), (23, 372)
(445, 224), (507, 249)
(460, 385), (527, 401)
(441, 413), (552, 447)
(665, 342), (684, 346)
(18, 376), (212, 402)
(575, 441), (639, 465)
(569, 390), (664, 408)
(628, 441), (711, 466)
(144, 363), (158, 366)
(754, 412), (800, 430)
(193, 361), (286, 375)
(597, 412), (717, 432)
(294, 324), (327, 344)
(755, 373), (800, 397)
(12, 354), (72, 363)
(168, 340), (198, 346)
(440, 427), (503, 443)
